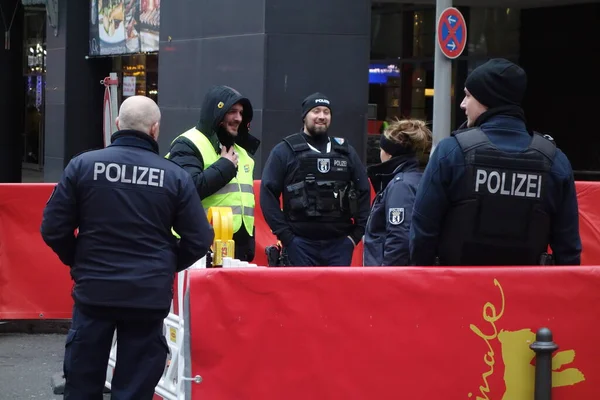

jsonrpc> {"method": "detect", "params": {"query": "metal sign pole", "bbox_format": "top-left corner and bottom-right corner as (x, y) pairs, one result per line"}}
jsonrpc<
(432, 0), (453, 154)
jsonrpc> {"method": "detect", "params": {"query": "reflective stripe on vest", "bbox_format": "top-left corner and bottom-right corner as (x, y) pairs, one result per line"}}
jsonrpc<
(175, 128), (255, 235)
(204, 206), (255, 217)
(214, 182), (254, 195)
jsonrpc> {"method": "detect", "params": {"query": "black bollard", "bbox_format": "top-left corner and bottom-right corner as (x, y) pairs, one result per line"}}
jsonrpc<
(529, 327), (558, 400)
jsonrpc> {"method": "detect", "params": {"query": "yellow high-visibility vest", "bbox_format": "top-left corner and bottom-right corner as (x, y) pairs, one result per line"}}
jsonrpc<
(167, 128), (254, 235)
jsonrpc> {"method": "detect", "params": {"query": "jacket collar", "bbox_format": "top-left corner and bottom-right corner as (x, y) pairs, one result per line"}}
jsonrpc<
(110, 130), (159, 154)
(479, 115), (528, 132)
(367, 154), (419, 193)
(455, 105), (527, 133)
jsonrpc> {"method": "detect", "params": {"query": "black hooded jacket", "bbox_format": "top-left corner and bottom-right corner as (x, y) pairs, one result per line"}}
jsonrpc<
(167, 86), (260, 199)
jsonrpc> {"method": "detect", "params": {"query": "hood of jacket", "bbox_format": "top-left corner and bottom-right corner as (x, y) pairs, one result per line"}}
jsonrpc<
(196, 85), (260, 155)
(367, 154), (420, 194)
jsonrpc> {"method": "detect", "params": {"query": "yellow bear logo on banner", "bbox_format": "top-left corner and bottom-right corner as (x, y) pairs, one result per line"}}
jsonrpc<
(468, 279), (585, 400)
(499, 329), (585, 399)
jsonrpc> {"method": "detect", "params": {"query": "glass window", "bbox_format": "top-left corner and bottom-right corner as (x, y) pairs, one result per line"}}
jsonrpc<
(112, 53), (159, 104)
(22, 7), (47, 171)
(23, 9), (46, 75)
(412, 9), (435, 58)
(468, 8), (520, 58)
(370, 3), (403, 59)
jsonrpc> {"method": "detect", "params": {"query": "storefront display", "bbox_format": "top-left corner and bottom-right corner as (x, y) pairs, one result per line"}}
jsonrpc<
(89, 0), (160, 56)
(22, 6), (47, 173)
(87, 0), (160, 127)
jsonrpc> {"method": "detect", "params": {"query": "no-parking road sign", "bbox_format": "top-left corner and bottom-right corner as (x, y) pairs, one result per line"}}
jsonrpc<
(437, 7), (467, 59)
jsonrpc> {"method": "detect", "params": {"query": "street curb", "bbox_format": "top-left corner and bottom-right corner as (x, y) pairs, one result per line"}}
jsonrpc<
(0, 320), (71, 334)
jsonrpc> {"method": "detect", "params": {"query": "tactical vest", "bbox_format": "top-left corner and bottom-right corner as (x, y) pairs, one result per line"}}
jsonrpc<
(166, 128), (255, 235)
(282, 133), (357, 222)
(437, 128), (555, 266)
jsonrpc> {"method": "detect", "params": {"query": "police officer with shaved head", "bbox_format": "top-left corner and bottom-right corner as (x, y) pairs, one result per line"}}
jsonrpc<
(41, 95), (214, 399)
(410, 59), (581, 266)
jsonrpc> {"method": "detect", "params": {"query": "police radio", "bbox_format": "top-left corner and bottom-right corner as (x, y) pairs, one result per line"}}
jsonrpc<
(265, 241), (288, 267)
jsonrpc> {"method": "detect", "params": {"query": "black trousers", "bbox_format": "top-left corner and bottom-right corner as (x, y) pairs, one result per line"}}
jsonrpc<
(63, 305), (168, 400)
(285, 236), (355, 266)
(233, 225), (255, 262)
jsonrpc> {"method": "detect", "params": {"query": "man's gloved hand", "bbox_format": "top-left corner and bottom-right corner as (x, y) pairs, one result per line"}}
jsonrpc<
(221, 146), (238, 168)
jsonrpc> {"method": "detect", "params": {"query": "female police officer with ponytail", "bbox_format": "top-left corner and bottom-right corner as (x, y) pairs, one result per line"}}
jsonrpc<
(363, 119), (432, 266)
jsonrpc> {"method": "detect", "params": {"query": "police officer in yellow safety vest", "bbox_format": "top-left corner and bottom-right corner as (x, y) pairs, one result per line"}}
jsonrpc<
(166, 86), (260, 261)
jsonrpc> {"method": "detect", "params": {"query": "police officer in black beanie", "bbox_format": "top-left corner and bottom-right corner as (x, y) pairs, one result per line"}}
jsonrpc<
(260, 92), (371, 266)
(410, 58), (581, 267)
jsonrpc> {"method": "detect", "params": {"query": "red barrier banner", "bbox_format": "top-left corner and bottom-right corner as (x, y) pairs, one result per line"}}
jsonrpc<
(2, 180), (600, 320)
(0, 184), (73, 319)
(575, 181), (600, 265)
(188, 267), (600, 400)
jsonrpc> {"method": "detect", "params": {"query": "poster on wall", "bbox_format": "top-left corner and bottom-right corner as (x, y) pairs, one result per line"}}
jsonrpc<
(90, 0), (160, 56)
(122, 76), (137, 97)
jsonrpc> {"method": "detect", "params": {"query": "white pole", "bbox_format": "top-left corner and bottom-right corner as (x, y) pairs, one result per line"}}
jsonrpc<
(109, 72), (119, 135)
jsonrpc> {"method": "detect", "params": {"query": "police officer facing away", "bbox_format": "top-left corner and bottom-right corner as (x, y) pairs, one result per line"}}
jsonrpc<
(167, 86), (260, 262)
(260, 93), (371, 266)
(363, 119), (431, 266)
(41, 96), (214, 399)
(410, 58), (581, 266)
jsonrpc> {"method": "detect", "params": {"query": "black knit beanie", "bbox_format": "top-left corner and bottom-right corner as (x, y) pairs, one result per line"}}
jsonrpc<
(465, 58), (527, 109)
(301, 92), (332, 120)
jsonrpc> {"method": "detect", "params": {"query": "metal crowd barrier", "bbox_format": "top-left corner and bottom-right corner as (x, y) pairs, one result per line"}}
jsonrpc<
(104, 256), (260, 399)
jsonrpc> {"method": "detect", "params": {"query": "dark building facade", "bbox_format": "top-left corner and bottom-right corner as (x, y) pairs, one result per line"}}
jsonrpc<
(1, 0), (598, 183)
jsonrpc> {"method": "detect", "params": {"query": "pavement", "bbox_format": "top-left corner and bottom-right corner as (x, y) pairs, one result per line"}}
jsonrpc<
(0, 322), (110, 399)
(0, 331), (65, 399)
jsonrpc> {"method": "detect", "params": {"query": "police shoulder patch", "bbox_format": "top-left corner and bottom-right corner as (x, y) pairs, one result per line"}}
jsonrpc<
(333, 137), (345, 145)
(389, 207), (405, 225)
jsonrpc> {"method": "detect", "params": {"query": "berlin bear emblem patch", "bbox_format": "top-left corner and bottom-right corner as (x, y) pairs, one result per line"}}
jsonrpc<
(389, 208), (405, 225)
(317, 158), (330, 173)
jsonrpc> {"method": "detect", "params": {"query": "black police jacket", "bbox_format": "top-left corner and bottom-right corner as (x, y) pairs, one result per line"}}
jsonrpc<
(410, 114), (581, 266)
(260, 132), (371, 246)
(41, 130), (214, 311)
(437, 127), (555, 266)
(363, 155), (422, 266)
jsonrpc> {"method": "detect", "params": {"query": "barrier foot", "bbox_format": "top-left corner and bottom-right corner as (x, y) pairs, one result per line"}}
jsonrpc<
(51, 372), (111, 394)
